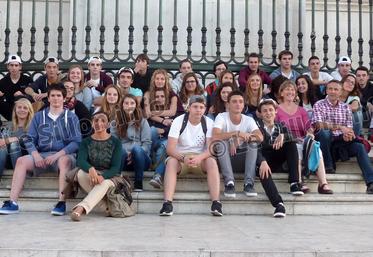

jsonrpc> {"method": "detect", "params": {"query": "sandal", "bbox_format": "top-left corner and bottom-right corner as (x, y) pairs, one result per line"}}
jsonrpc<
(70, 206), (84, 221)
(301, 183), (310, 194)
(318, 183), (333, 194)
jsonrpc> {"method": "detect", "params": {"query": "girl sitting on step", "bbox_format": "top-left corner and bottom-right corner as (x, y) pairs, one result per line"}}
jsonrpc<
(111, 94), (152, 192)
(71, 111), (122, 221)
(0, 98), (34, 179)
(143, 69), (182, 189)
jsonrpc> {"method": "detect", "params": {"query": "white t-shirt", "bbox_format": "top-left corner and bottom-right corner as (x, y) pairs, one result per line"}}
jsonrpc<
(89, 78), (101, 98)
(330, 70), (343, 81)
(213, 112), (259, 133)
(168, 114), (213, 153)
(303, 71), (333, 83)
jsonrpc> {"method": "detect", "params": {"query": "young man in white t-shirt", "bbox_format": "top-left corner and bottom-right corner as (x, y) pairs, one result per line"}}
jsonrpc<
(212, 90), (263, 197)
(159, 95), (222, 216)
(331, 56), (352, 81)
(85, 56), (113, 99)
(303, 56), (333, 97)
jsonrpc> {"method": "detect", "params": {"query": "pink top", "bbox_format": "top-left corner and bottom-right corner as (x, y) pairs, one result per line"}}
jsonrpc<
(275, 105), (311, 139)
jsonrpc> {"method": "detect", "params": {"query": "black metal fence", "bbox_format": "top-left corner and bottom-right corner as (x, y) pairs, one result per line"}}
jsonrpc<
(0, 0), (371, 82)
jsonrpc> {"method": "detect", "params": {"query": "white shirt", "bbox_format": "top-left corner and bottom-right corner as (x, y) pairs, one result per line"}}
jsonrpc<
(303, 71), (333, 83)
(213, 112), (259, 133)
(330, 70), (343, 81)
(168, 114), (213, 153)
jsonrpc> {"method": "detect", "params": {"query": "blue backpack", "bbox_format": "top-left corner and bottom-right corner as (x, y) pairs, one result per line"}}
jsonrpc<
(302, 135), (320, 177)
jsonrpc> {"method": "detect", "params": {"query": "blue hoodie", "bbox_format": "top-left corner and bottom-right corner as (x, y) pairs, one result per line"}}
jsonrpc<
(25, 107), (82, 155)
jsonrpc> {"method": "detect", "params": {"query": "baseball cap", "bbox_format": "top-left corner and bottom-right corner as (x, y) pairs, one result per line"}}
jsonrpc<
(44, 56), (59, 65)
(188, 95), (206, 106)
(87, 56), (102, 64)
(117, 67), (134, 78)
(338, 56), (351, 65)
(258, 98), (278, 112)
(6, 55), (22, 64)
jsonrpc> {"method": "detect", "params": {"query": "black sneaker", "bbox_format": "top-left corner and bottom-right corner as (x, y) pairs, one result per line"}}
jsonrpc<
(243, 183), (258, 197)
(159, 201), (173, 216)
(210, 200), (223, 216)
(134, 181), (143, 192)
(224, 182), (236, 198)
(290, 183), (304, 196)
(325, 167), (336, 174)
(273, 203), (286, 218)
(367, 183), (373, 194)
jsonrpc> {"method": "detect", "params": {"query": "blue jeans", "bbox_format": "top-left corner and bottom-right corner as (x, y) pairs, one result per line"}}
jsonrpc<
(316, 129), (373, 184)
(0, 142), (24, 177)
(121, 145), (151, 182)
(151, 127), (167, 176)
(315, 129), (334, 169)
(352, 111), (363, 136)
(347, 142), (373, 185)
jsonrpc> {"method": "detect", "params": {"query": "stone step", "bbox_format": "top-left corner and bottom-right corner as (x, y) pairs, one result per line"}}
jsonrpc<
(0, 164), (368, 193)
(1, 189), (373, 215)
(2, 213), (373, 257)
(0, 159), (364, 177)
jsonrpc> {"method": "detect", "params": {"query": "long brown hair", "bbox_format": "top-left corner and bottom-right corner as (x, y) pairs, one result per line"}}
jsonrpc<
(341, 74), (360, 97)
(218, 70), (235, 85)
(12, 98), (34, 131)
(245, 73), (263, 107)
(101, 84), (122, 120)
(213, 82), (237, 114)
(148, 69), (172, 111)
(115, 94), (143, 138)
(179, 72), (204, 104)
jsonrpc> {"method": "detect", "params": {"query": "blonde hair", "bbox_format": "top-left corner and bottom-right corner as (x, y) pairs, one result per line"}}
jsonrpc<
(67, 64), (85, 92)
(148, 69), (172, 110)
(12, 98), (34, 131)
(101, 84), (122, 121)
(278, 80), (297, 103)
(245, 73), (263, 107)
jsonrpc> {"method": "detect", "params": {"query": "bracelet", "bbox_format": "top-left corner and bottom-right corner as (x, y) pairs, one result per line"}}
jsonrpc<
(180, 155), (185, 162)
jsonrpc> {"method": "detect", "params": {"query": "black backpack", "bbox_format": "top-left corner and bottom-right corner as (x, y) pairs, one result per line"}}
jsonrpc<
(179, 112), (208, 137)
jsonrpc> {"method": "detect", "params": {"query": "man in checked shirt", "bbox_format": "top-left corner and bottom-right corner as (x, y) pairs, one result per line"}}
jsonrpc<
(312, 80), (373, 194)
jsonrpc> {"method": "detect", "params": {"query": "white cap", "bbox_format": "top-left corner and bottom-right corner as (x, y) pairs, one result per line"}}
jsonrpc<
(117, 67), (134, 78)
(6, 55), (22, 64)
(44, 56), (59, 65)
(338, 56), (351, 65)
(88, 56), (103, 64)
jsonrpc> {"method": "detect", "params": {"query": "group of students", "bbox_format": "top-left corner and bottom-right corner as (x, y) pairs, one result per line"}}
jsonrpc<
(0, 50), (372, 220)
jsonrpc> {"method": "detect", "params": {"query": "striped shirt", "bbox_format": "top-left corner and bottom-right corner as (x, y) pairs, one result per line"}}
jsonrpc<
(311, 96), (353, 137)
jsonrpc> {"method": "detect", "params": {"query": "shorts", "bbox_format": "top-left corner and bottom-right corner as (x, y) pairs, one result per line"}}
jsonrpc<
(165, 152), (205, 176)
(27, 151), (76, 175)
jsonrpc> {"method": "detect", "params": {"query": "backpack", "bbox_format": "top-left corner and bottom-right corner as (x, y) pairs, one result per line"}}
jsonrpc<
(179, 112), (208, 137)
(106, 175), (136, 218)
(302, 136), (320, 178)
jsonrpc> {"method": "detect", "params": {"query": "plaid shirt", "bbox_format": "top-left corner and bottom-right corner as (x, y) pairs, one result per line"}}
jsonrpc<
(311, 96), (353, 137)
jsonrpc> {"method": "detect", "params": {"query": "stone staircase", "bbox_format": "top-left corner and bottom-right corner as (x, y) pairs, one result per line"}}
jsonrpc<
(1, 159), (372, 216)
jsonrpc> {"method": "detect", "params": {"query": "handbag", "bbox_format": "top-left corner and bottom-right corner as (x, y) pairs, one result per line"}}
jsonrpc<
(106, 175), (136, 218)
(302, 136), (320, 177)
(62, 167), (80, 199)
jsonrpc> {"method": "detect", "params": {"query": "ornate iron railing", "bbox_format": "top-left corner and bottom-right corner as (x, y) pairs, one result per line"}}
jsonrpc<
(0, 0), (371, 83)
